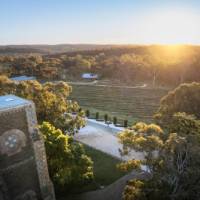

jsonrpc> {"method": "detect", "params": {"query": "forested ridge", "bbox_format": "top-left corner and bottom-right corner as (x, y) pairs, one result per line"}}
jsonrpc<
(0, 44), (114, 55)
(0, 45), (200, 86)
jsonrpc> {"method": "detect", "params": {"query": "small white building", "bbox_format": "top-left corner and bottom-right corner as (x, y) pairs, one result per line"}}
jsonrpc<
(81, 73), (98, 80)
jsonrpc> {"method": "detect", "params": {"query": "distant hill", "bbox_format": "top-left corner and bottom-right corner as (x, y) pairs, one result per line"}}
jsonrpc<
(3, 44), (198, 56)
(0, 44), (116, 55)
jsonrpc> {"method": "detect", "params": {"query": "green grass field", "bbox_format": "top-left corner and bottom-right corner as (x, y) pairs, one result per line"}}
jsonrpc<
(70, 84), (169, 124)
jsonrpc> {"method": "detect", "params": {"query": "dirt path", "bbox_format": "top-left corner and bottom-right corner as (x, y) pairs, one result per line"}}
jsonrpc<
(68, 80), (147, 89)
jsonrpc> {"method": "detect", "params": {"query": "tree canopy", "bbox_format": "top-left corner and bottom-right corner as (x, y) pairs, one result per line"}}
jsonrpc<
(155, 82), (200, 127)
(0, 75), (85, 134)
(39, 122), (93, 190)
(118, 118), (200, 200)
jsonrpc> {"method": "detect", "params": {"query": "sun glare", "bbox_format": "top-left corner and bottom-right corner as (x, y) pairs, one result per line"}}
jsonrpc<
(164, 45), (184, 53)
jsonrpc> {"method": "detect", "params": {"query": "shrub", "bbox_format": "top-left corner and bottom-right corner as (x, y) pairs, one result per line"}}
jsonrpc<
(85, 110), (90, 118)
(96, 112), (99, 120)
(124, 120), (128, 128)
(113, 116), (117, 125)
(104, 114), (108, 122)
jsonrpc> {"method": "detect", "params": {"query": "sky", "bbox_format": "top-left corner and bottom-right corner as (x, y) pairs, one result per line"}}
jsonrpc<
(0, 0), (200, 45)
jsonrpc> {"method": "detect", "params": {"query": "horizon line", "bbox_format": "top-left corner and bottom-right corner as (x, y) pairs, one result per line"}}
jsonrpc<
(1, 43), (200, 46)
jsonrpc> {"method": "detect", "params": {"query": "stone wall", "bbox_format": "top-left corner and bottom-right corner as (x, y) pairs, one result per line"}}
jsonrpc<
(0, 100), (55, 200)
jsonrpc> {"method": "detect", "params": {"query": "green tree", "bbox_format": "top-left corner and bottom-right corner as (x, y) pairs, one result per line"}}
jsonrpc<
(39, 122), (93, 190)
(118, 119), (200, 200)
(155, 82), (200, 127)
(0, 76), (85, 134)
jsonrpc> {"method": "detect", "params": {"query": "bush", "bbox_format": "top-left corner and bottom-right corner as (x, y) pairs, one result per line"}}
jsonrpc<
(85, 110), (90, 118)
(124, 120), (128, 128)
(104, 114), (108, 122)
(113, 116), (117, 125)
(96, 112), (99, 120)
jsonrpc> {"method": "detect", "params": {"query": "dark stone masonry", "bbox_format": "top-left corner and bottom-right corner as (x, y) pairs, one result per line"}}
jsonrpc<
(0, 95), (55, 200)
